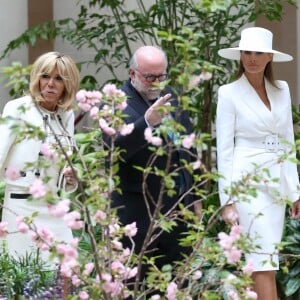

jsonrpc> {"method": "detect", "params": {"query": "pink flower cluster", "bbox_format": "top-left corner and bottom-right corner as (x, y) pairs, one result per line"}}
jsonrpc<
(188, 71), (213, 90)
(0, 221), (8, 237)
(76, 85), (135, 138)
(166, 282), (178, 300)
(144, 127), (163, 146)
(40, 143), (58, 161)
(63, 210), (84, 230)
(76, 89), (102, 113)
(31, 226), (54, 251)
(48, 199), (71, 217)
(5, 166), (21, 180)
(56, 238), (80, 277)
(218, 225), (242, 264)
(182, 133), (195, 149)
(29, 179), (47, 198)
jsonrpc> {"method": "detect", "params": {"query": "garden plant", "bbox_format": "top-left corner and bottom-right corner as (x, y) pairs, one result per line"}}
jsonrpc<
(0, 0), (299, 299)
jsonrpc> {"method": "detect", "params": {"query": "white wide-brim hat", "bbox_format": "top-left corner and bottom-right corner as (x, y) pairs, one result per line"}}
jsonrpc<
(218, 27), (293, 62)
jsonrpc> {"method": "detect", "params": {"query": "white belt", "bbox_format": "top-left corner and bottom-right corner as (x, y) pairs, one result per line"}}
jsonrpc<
(235, 134), (285, 153)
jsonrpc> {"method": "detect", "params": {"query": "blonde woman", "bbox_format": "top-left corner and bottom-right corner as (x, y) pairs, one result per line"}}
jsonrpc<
(0, 51), (80, 263)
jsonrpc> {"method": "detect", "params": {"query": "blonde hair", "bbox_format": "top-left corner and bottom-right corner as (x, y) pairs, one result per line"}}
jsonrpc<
(29, 51), (80, 110)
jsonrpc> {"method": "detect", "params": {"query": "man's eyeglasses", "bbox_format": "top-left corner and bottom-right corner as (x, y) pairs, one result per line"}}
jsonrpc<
(135, 69), (168, 83)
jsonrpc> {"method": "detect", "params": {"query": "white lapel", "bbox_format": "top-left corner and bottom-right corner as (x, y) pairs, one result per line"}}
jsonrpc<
(265, 79), (283, 133)
(237, 74), (276, 131)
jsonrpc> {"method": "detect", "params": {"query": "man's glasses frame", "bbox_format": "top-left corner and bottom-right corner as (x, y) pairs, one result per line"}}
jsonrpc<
(135, 69), (168, 83)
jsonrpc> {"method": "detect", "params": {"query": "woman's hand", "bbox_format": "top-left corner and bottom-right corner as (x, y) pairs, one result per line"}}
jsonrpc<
(62, 166), (77, 186)
(290, 199), (300, 219)
(221, 204), (239, 225)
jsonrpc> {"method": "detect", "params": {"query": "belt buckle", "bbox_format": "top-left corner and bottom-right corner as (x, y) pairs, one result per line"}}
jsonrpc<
(264, 134), (278, 152)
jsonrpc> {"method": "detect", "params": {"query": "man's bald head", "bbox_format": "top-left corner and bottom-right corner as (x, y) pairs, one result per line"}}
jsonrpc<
(129, 46), (168, 71)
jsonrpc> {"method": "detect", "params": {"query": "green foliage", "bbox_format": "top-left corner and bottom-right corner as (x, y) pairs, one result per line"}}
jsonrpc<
(0, 62), (32, 99)
(0, 246), (56, 298)
(277, 218), (300, 299)
(0, 0), (298, 298)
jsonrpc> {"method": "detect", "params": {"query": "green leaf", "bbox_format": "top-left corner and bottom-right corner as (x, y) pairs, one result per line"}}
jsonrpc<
(285, 278), (300, 297)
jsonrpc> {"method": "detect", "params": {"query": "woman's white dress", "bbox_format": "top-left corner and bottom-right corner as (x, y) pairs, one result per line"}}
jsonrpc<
(216, 74), (299, 271)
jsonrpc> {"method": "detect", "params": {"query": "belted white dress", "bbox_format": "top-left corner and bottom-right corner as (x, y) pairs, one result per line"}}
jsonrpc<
(0, 96), (76, 265)
(216, 74), (299, 271)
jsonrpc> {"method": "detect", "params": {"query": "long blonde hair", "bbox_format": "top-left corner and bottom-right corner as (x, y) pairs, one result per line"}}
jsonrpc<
(29, 51), (80, 110)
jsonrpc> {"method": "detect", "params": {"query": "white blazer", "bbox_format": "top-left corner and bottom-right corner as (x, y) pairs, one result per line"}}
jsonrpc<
(0, 96), (75, 191)
(216, 74), (299, 206)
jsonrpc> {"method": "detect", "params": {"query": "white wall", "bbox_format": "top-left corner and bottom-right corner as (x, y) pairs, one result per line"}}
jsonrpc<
(0, 0), (28, 110)
(53, 0), (129, 88)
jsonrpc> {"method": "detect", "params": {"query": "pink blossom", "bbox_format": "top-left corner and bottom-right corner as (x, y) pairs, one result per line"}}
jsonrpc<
(60, 258), (79, 277)
(188, 75), (202, 90)
(102, 278), (124, 297)
(120, 123), (134, 136)
(101, 272), (112, 282)
(99, 118), (116, 136)
(111, 260), (125, 274)
(40, 143), (57, 161)
(199, 71), (212, 81)
(72, 275), (82, 286)
(192, 270), (203, 280)
(83, 262), (94, 276)
(182, 133), (195, 149)
(230, 224), (242, 240)
(166, 282), (178, 300)
(226, 274), (237, 282)
(94, 210), (107, 223)
(224, 247), (242, 264)
(144, 127), (153, 141)
(0, 221), (8, 237)
(16, 216), (30, 233)
(242, 259), (254, 275)
(111, 239), (123, 250)
(151, 136), (163, 146)
(218, 232), (234, 250)
(89, 106), (99, 119)
(31, 226), (54, 251)
(48, 199), (70, 217)
(124, 266), (137, 279)
(144, 127), (163, 146)
(29, 179), (47, 198)
(79, 291), (89, 300)
(228, 290), (239, 300)
(109, 222), (120, 236)
(76, 89), (102, 107)
(5, 166), (21, 180)
(56, 243), (78, 260)
(124, 222), (138, 237)
(245, 288), (257, 299)
(63, 211), (84, 229)
(87, 90), (102, 104)
(188, 71), (212, 90)
(116, 100), (128, 110)
(78, 102), (92, 112)
(102, 83), (118, 97)
(193, 160), (201, 170)
(76, 90), (87, 102)
(116, 89), (126, 98)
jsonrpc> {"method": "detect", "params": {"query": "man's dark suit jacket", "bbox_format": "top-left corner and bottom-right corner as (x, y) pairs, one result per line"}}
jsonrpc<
(104, 80), (198, 238)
